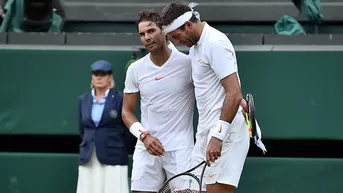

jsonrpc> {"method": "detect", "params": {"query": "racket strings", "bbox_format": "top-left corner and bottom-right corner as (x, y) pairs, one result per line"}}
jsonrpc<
(158, 175), (199, 193)
(245, 93), (255, 138)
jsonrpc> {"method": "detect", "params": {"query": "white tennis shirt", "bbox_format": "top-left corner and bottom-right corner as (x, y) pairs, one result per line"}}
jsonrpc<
(124, 43), (195, 151)
(189, 23), (243, 135)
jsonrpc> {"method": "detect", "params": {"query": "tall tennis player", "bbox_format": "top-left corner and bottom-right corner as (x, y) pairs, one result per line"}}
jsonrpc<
(161, 2), (250, 193)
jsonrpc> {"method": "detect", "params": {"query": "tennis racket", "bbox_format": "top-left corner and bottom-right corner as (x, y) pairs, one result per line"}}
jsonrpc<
(158, 161), (207, 193)
(245, 93), (259, 140)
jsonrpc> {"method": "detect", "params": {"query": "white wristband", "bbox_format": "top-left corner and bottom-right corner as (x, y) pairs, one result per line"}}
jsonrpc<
(211, 120), (231, 141)
(129, 122), (147, 139)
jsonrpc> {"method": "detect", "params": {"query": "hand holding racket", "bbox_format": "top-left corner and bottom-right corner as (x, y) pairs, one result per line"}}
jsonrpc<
(158, 161), (207, 193)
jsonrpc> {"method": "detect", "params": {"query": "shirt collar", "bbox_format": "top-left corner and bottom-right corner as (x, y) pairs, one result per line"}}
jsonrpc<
(91, 89), (110, 100)
(195, 22), (208, 47)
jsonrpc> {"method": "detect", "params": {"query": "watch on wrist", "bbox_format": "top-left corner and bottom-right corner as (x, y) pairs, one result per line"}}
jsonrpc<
(139, 131), (150, 141)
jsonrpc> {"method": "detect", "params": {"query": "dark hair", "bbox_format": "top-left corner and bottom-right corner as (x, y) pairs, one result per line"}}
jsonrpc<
(137, 10), (162, 29)
(160, 2), (198, 27)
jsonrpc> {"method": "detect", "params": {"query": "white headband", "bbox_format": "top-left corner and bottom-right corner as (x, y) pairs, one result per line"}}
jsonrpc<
(163, 2), (200, 34)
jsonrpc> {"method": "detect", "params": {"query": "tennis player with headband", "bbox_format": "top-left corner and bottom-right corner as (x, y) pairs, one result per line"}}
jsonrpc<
(161, 2), (251, 193)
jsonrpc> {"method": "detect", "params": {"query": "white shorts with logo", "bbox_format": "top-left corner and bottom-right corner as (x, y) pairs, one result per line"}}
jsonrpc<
(131, 147), (193, 192)
(192, 114), (250, 190)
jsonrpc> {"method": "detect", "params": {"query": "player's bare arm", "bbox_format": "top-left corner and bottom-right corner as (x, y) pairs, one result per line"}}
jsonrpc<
(122, 93), (165, 156)
(122, 92), (139, 125)
(206, 73), (242, 166)
(219, 72), (243, 122)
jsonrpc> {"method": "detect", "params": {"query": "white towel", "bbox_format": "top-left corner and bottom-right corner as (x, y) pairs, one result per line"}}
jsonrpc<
(253, 120), (267, 154)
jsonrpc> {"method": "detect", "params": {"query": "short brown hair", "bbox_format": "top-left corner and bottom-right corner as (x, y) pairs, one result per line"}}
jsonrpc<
(137, 10), (162, 29)
(160, 2), (198, 27)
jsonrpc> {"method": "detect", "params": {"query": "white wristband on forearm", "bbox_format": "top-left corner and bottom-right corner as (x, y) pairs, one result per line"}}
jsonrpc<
(129, 122), (147, 139)
(211, 120), (231, 141)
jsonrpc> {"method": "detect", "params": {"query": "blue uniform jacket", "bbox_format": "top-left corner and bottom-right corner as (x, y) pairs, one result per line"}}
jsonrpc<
(78, 88), (129, 165)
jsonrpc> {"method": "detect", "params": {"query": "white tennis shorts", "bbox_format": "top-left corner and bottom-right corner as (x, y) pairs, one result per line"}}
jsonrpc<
(192, 114), (250, 190)
(131, 147), (193, 192)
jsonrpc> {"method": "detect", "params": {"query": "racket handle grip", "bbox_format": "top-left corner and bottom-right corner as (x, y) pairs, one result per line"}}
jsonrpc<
(245, 112), (253, 138)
